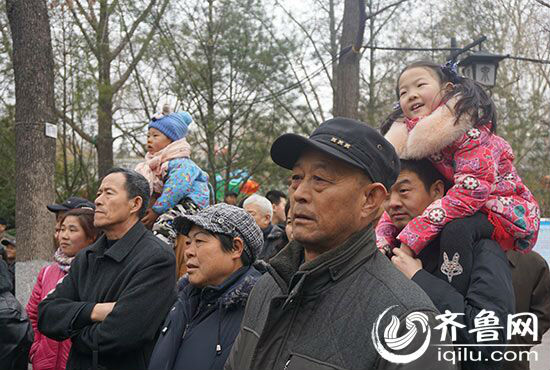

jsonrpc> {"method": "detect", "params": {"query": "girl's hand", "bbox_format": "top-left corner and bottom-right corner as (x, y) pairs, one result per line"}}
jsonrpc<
(141, 209), (159, 228)
(391, 247), (422, 279)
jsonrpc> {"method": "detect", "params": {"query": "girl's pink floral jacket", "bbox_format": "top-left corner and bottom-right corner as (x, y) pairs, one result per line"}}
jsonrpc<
(377, 100), (540, 255)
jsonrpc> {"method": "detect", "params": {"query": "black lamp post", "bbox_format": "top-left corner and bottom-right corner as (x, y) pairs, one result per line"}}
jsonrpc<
(458, 50), (506, 88)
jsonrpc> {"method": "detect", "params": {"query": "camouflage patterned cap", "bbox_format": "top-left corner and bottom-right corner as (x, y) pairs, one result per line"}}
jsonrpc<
(174, 204), (264, 262)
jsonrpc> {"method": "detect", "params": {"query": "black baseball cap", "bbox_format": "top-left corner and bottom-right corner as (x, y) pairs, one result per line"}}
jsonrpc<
(1, 238), (16, 248)
(270, 117), (400, 191)
(47, 196), (95, 213)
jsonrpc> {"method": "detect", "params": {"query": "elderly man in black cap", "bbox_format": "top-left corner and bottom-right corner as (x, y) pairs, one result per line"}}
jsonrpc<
(225, 118), (457, 370)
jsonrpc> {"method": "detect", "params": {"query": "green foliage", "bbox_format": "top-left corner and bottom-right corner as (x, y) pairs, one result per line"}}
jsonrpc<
(0, 106), (15, 226)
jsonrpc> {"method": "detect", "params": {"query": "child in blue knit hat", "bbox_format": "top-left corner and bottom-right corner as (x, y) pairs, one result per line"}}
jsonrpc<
(135, 108), (210, 248)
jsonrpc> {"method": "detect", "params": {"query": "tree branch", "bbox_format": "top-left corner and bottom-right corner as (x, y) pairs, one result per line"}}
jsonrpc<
(73, 0), (98, 31)
(67, 0), (99, 57)
(55, 108), (95, 145)
(109, 0), (155, 61)
(111, 0), (169, 93)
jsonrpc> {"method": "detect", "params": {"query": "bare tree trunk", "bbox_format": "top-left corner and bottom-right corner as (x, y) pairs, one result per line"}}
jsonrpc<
(6, 0), (56, 300)
(97, 83), (114, 177)
(333, 0), (365, 119)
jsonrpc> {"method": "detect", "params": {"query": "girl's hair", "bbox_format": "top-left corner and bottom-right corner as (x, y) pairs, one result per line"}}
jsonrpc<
(59, 208), (101, 244)
(380, 60), (497, 135)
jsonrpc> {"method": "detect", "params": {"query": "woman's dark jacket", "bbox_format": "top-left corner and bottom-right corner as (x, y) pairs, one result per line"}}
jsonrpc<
(148, 265), (261, 370)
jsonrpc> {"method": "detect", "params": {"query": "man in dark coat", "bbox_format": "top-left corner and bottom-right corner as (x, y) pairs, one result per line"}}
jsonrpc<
(502, 250), (550, 370)
(0, 258), (33, 370)
(388, 159), (516, 370)
(225, 118), (457, 370)
(38, 168), (176, 370)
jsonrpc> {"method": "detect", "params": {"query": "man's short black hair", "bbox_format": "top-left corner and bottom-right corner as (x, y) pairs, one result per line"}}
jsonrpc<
(0, 217), (7, 226)
(265, 190), (287, 206)
(224, 192), (238, 199)
(400, 159), (452, 193)
(103, 167), (150, 219)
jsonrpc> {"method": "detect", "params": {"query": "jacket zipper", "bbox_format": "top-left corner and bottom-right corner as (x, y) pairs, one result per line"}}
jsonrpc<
(275, 296), (301, 369)
(283, 356), (291, 370)
(181, 323), (189, 340)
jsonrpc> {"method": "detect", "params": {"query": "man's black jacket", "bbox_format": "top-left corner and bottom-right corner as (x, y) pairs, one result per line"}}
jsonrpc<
(413, 238), (515, 370)
(38, 222), (176, 370)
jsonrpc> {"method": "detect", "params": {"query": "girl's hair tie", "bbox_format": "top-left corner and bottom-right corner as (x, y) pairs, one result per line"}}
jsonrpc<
(441, 60), (463, 84)
(392, 101), (401, 111)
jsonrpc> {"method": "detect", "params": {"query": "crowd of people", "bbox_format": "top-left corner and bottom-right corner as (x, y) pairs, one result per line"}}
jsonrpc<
(1, 59), (549, 370)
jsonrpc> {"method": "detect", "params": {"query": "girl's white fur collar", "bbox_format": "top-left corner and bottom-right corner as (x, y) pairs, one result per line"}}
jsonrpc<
(384, 98), (472, 159)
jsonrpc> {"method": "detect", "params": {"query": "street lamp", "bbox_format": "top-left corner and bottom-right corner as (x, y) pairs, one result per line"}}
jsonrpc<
(458, 50), (506, 88)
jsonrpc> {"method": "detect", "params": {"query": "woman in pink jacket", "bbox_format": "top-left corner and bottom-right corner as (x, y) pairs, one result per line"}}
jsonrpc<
(26, 208), (99, 370)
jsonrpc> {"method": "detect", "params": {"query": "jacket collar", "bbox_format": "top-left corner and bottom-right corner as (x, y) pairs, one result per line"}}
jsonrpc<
(179, 265), (261, 310)
(506, 249), (520, 268)
(88, 221), (147, 262)
(384, 97), (472, 159)
(268, 224), (377, 297)
(266, 224), (284, 241)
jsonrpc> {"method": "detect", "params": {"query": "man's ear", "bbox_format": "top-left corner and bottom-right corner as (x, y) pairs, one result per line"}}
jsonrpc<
(361, 183), (387, 219)
(129, 196), (143, 215)
(430, 180), (445, 200)
(231, 237), (245, 261)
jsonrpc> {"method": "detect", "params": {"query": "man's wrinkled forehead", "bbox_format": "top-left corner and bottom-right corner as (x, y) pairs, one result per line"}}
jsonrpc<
(99, 172), (126, 191)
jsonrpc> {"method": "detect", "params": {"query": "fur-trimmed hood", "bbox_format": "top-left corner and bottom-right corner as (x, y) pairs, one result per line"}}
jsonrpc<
(384, 98), (473, 159)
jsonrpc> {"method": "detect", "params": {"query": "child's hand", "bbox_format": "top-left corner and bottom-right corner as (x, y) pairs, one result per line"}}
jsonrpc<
(141, 209), (159, 229)
(391, 247), (422, 279)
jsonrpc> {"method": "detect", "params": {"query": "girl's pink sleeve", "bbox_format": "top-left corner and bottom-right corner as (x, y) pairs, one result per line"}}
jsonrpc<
(375, 211), (399, 250)
(398, 139), (496, 255)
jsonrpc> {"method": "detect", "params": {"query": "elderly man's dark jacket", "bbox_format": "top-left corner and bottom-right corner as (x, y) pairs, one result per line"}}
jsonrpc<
(412, 238), (516, 370)
(38, 222), (176, 370)
(225, 225), (457, 370)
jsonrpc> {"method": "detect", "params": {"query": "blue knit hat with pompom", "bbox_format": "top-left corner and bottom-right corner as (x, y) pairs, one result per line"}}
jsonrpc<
(148, 111), (192, 141)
